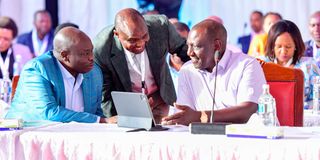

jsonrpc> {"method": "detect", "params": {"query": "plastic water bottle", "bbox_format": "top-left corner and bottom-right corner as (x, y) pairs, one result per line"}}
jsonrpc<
(257, 84), (279, 126)
(13, 55), (22, 76)
(0, 71), (12, 104)
(313, 76), (320, 114)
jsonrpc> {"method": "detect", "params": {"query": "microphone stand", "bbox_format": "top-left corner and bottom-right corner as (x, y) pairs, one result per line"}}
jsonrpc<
(190, 52), (230, 134)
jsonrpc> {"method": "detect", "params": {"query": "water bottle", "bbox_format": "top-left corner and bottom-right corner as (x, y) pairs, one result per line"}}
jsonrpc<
(0, 71), (12, 104)
(13, 55), (22, 76)
(257, 84), (279, 126)
(313, 76), (320, 114)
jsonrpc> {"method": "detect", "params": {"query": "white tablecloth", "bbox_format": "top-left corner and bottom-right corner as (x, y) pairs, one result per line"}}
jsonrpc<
(304, 110), (320, 127)
(12, 123), (320, 160)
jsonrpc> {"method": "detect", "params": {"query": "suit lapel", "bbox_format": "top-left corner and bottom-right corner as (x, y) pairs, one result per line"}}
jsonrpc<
(82, 74), (90, 112)
(50, 54), (66, 107)
(111, 36), (132, 91)
(145, 42), (160, 86)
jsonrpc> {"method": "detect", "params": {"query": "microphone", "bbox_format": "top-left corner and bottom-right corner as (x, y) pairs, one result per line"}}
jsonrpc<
(190, 50), (229, 134)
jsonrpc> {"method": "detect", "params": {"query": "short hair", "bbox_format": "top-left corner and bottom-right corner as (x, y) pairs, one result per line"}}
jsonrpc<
(0, 16), (18, 38)
(114, 8), (144, 31)
(264, 12), (282, 21)
(251, 10), (263, 17)
(172, 22), (189, 33)
(266, 20), (305, 65)
(33, 10), (51, 21)
(54, 22), (79, 35)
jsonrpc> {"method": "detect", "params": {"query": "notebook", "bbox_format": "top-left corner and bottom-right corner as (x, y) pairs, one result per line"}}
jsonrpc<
(111, 91), (168, 131)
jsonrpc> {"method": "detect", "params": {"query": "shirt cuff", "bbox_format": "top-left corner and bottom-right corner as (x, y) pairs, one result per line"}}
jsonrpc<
(96, 116), (100, 123)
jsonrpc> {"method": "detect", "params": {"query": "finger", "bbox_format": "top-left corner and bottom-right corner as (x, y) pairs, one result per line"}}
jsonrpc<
(162, 112), (183, 121)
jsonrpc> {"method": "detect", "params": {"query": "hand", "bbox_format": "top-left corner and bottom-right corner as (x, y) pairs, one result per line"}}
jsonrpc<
(161, 104), (201, 126)
(99, 116), (118, 124)
(169, 54), (184, 71)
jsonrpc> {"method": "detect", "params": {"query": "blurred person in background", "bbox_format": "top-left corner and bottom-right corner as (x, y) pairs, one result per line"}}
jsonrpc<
(238, 11), (264, 54)
(248, 12), (282, 57)
(305, 11), (320, 67)
(17, 10), (54, 57)
(0, 16), (33, 79)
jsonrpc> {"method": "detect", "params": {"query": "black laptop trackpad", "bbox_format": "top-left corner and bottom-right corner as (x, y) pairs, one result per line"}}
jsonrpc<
(148, 125), (169, 131)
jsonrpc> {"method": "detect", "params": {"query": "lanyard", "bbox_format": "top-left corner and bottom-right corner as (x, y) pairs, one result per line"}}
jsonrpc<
(0, 48), (12, 76)
(32, 29), (49, 56)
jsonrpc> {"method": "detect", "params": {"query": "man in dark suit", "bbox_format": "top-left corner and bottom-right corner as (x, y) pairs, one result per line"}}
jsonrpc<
(94, 8), (189, 123)
(17, 10), (54, 57)
(237, 11), (263, 54)
(304, 11), (320, 63)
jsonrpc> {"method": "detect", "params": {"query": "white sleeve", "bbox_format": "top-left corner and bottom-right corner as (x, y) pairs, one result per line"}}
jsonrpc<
(176, 68), (196, 110)
(237, 59), (266, 104)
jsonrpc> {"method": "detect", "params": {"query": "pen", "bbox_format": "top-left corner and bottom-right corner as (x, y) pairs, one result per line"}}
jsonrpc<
(0, 127), (22, 131)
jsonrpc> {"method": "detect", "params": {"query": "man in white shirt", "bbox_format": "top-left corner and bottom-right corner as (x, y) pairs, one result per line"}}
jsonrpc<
(162, 19), (266, 125)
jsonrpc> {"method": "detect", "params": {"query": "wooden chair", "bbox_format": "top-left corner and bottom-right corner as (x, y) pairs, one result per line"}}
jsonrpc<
(258, 59), (304, 126)
(11, 75), (20, 100)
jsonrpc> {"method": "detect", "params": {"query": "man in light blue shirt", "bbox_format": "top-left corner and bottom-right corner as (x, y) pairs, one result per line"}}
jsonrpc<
(6, 27), (113, 123)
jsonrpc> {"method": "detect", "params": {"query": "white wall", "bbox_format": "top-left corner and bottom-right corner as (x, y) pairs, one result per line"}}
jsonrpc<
(0, 0), (45, 35)
(180, 0), (320, 45)
(1, 0), (319, 44)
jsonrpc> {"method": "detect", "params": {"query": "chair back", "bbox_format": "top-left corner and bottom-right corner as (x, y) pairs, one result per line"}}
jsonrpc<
(258, 60), (304, 126)
(11, 75), (20, 100)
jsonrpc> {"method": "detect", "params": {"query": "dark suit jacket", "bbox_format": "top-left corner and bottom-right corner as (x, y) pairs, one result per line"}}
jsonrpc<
(17, 30), (54, 56)
(93, 15), (189, 117)
(304, 40), (314, 57)
(237, 34), (251, 54)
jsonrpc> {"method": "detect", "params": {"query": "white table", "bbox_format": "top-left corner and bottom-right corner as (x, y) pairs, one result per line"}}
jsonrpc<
(304, 110), (320, 126)
(12, 123), (320, 160)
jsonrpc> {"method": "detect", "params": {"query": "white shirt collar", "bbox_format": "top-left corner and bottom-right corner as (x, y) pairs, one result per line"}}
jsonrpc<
(56, 59), (83, 84)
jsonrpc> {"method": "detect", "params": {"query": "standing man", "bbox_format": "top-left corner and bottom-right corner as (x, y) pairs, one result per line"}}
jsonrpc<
(162, 20), (266, 125)
(17, 10), (54, 57)
(237, 11), (264, 54)
(6, 27), (109, 123)
(94, 8), (189, 123)
(305, 11), (320, 66)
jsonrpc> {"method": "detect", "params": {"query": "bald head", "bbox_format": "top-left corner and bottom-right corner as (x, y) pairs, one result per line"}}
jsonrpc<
(53, 27), (90, 56)
(53, 27), (94, 76)
(191, 19), (227, 52)
(114, 8), (147, 37)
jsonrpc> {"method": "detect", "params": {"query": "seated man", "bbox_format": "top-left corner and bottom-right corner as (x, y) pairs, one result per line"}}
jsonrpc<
(162, 20), (266, 125)
(6, 27), (111, 123)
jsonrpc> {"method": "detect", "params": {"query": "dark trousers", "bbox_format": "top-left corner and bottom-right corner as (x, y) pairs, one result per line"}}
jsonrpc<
(148, 90), (169, 124)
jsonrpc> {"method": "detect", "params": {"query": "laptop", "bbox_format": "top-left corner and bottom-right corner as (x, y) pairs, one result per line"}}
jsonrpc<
(111, 91), (168, 131)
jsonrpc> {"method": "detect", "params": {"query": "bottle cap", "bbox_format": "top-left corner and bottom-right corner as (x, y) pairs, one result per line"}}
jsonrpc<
(262, 84), (269, 90)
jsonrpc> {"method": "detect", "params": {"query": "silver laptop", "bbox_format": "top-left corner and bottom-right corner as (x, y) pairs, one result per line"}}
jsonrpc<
(111, 91), (168, 131)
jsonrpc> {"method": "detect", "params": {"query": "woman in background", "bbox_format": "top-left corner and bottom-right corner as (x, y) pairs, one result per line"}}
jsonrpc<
(265, 20), (320, 108)
(0, 16), (33, 79)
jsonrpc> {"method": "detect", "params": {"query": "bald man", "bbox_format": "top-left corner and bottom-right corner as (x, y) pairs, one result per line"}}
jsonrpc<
(305, 11), (320, 65)
(94, 8), (189, 123)
(162, 20), (266, 125)
(6, 27), (109, 123)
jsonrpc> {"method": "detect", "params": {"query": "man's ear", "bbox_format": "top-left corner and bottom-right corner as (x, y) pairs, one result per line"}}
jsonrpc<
(60, 50), (69, 62)
(113, 29), (119, 37)
(214, 39), (222, 51)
